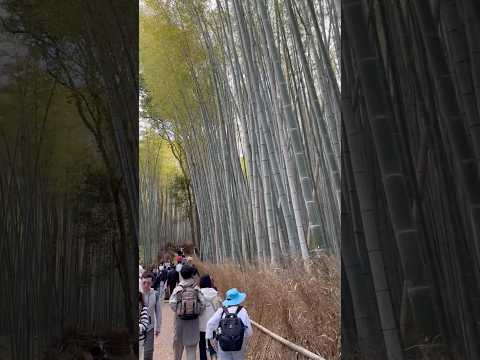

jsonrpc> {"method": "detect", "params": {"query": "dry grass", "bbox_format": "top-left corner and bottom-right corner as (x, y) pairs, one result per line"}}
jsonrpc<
(195, 255), (340, 360)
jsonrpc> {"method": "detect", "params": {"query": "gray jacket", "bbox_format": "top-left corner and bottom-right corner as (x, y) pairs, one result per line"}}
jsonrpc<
(142, 289), (162, 332)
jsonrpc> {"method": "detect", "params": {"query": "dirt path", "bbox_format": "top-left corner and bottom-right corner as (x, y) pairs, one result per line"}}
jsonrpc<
(154, 301), (176, 359)
(154, 301), (200, 360)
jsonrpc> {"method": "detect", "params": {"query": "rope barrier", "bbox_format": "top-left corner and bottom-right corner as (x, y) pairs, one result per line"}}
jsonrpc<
(250, 320), (327, 360)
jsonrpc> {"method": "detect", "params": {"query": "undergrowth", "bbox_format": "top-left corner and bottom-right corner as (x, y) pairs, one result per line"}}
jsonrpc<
(195, 254), (341, 360)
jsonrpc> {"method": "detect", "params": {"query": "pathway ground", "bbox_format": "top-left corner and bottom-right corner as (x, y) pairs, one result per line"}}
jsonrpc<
(154, 301), (200, 360)
(154, 301), (176, 359)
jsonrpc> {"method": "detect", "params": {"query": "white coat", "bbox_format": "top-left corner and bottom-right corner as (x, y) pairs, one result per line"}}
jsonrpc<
(199, 288), (222, 332)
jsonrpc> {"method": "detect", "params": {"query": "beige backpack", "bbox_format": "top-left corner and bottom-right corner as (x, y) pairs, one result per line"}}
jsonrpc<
(175, 285), (202, 320)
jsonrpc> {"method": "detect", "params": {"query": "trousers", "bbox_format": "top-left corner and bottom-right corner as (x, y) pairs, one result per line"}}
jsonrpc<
(217, 343), (246, 360)
(143, 329), (154, 360)
(174, 340), (197, 360)
(139, 339), (145, 360)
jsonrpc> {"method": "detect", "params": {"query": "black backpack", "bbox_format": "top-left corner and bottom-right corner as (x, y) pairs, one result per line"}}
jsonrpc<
(218, 306), (246, 352)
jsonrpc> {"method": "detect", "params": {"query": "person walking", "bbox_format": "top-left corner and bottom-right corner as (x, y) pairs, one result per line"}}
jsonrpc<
(156, 265), (168, 296)
(141, 272), (162, 360)
(138, 292), (150, 360)
(176, 258), (184, 278)
(167, 265), (180, 299)
(198, 275), (222, 360)
(152, 265), (164, 293)
(206, 288), (253, 360)
(186, 257), (200, 281)
(169, 264), (206, 360)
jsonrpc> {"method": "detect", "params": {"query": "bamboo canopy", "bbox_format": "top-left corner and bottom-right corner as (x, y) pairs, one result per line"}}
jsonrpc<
(140, 0), (341, 265)
(139, 130), (192, 264)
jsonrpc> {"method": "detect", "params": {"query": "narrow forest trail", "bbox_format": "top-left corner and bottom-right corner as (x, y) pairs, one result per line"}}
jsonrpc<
(139, 0), (341, 357)
(155, 301), (198, 360)
(155, 301), (176, 359)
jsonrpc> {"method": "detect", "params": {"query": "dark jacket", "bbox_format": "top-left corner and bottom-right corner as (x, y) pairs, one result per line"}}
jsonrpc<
(158, 269), (168, 282)
(167, 268), (179, 285)
(152, 273), (162, 290)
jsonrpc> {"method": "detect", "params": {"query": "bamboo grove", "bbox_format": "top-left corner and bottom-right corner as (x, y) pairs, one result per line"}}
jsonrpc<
(342, 1), (480, 359)
(139, 127), (193, 264)
(0, 2), (138, 358)
(140, 0), (341, 265)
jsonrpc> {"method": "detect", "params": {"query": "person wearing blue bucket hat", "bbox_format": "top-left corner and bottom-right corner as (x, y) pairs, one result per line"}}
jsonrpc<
(222, 288), (247, 307)
(206, 288), (253, 360)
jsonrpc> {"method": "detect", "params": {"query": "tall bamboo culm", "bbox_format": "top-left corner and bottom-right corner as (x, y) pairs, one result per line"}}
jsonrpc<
(140, 0), (341, 266)
(342, 0), (480, 358)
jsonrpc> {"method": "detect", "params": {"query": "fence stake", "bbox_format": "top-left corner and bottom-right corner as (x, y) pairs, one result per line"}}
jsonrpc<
(250, 320), (327, 360)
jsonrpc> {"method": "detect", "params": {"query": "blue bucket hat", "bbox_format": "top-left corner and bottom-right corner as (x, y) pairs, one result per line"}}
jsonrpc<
(223, 288), (247, 307)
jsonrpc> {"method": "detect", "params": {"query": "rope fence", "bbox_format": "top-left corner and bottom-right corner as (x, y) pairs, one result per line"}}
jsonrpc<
(250, 320), (327, 360)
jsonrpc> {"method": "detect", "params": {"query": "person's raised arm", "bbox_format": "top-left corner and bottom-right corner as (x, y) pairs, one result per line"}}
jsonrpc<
(206, 308), (223, 339)
(242, 310), (253, 338)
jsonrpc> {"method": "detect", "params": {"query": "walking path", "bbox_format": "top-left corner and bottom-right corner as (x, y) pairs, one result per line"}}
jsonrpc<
(154, 301), (176, 359)
(154, 301), (199, 360)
